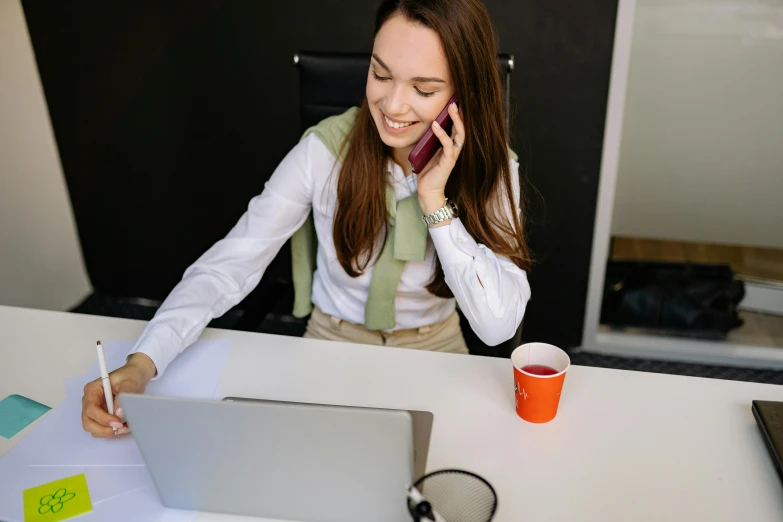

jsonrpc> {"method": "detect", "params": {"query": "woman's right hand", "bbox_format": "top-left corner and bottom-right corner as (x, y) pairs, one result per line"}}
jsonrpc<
(81, 353), (157, 438)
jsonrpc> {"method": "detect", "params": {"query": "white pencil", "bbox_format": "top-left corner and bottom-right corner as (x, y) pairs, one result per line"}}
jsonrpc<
(96, 340), (116, 435)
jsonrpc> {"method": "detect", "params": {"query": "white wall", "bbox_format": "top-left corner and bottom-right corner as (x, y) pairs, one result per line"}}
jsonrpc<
(0, 0), (92, 310)
(612, 0), (783, 249)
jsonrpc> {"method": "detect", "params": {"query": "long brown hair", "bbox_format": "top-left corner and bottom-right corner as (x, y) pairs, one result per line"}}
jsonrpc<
(334, 0), (531, 298)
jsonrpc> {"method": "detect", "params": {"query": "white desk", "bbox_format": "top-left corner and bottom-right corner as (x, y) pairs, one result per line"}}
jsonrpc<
(2, 304), (783, 521)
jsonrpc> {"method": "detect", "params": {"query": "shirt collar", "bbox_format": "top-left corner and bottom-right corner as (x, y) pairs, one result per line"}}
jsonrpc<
(386, 158), (418, 196)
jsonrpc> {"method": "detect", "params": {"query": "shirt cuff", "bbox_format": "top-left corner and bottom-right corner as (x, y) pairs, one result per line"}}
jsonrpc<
(126, 323), (182, 380)
(428, 218), (480, 266)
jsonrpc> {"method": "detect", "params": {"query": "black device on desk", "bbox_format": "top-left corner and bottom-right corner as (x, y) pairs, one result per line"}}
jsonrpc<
(752, 400), (783, 483)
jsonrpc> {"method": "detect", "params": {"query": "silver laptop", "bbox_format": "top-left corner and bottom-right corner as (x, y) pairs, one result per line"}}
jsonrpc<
(119, 393), (433, 522)
(223, 396), (434, 480)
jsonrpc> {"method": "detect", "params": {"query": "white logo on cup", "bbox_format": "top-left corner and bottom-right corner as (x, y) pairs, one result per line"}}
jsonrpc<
(514, 382), (529, 400)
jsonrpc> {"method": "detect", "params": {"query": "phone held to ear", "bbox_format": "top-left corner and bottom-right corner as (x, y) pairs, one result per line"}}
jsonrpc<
(407, 94), (459, 174)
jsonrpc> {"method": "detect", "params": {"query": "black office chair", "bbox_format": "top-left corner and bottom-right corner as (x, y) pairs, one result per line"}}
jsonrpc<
(252, 51), (523, 358)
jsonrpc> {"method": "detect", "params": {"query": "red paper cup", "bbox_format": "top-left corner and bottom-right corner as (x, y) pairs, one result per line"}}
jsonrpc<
(511, 343), (570, 423)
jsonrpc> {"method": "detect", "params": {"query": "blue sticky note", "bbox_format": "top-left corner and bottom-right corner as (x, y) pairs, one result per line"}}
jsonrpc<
(0, 394), (51, 439)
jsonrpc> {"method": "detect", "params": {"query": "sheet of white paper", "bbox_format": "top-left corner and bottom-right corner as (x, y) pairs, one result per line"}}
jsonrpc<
(89, 484), (197, 522)
(26, 339), (231, 467)
(0, 339), (231, 522)
(24, 393), (147, 467)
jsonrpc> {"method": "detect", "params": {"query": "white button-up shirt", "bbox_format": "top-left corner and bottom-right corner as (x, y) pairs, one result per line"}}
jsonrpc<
(129, 134), (531, 376)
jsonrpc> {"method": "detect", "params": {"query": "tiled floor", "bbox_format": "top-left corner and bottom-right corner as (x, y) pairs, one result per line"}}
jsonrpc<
(570, 350), (783, 385)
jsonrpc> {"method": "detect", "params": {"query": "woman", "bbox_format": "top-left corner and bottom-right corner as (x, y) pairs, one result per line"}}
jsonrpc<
(81, 0), (531, 438)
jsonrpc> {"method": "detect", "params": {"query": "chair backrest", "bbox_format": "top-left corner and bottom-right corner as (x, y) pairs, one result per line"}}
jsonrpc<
(295, 51), (514, 134)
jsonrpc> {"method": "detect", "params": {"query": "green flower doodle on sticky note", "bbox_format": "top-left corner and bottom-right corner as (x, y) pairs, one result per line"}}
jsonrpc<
(23, 474), (92, 522)
(38, 488), (76, 514)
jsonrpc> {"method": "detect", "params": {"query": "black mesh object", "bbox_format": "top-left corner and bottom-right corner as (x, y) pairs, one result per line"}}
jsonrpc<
(408, 470), (497, 522)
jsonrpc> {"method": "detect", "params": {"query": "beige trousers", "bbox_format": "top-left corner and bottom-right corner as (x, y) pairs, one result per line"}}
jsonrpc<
(303, 307), (469, 355)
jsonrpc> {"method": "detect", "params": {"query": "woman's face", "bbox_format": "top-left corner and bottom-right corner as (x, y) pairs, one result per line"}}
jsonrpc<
(367, 15), (455, 151)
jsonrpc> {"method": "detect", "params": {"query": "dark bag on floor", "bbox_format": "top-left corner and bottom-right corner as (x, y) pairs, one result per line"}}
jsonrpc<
(601, 261), (745, 339)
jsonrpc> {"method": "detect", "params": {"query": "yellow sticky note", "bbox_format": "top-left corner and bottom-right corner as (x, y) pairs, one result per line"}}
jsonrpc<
(23, 474), (92, 522)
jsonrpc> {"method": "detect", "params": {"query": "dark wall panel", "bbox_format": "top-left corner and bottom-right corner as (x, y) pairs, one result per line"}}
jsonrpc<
(22, 0), (617, 349)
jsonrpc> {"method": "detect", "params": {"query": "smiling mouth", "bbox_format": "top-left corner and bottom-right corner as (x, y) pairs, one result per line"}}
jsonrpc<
(381, 112), (418, 129)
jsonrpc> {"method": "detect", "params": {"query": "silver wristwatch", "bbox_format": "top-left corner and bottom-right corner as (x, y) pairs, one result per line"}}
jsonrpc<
(422, 199), (459, 228)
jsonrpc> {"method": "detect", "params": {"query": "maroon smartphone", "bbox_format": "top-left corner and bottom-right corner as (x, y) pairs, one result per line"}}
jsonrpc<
(407, 94), (459, 174)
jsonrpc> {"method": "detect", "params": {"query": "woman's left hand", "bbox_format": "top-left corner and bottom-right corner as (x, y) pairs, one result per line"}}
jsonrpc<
(416, 102), (465, 214)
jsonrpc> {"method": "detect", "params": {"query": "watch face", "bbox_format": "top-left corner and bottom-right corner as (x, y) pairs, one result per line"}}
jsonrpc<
(449, 200), (459, 217)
